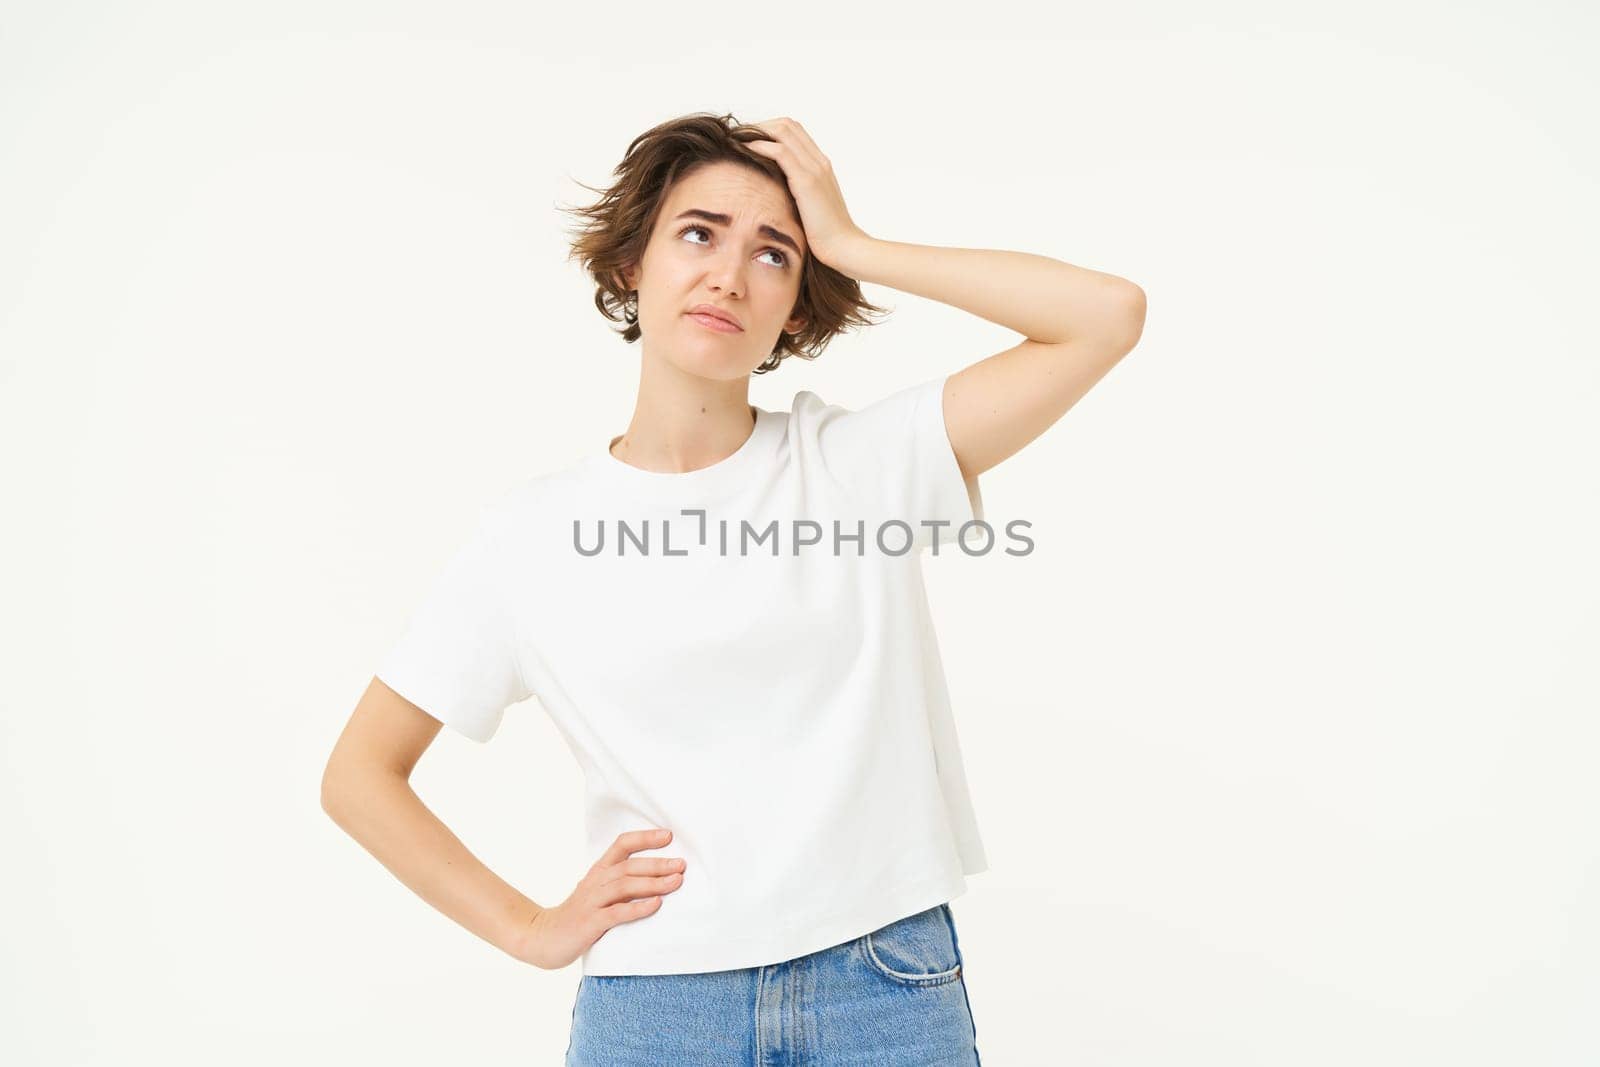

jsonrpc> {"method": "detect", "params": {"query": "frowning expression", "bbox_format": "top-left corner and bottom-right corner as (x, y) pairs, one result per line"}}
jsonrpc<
(622, 160), (809, 379)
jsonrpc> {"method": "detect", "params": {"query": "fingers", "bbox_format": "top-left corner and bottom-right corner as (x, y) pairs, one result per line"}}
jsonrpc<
(622, 855), (688, 878)
(774, 117), (826, 165)
(750, 117), (827, 172)
(588, 868), (684, 940)
(599, 894), (665, 927)
(597, 827), (672, 868)
(584, 828), (688, 938)
(599, 869), (684, 903)
(593, 829), (688, 894)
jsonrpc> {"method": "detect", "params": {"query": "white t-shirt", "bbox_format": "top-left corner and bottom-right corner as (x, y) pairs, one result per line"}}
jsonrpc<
(375, 371), (989, 976)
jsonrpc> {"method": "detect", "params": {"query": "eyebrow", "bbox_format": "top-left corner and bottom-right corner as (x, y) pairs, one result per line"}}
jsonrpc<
(671, 209), (804, 258)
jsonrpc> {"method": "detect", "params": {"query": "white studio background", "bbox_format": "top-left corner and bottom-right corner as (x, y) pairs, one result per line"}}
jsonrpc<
(3, 5), (1595, 1066)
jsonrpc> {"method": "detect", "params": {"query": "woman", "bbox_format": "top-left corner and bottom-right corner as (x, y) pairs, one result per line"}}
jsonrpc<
(321, 112), (1145, 1065)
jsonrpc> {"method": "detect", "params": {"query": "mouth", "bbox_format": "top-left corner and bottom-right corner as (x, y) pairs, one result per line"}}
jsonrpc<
(685, 305), (743, 332)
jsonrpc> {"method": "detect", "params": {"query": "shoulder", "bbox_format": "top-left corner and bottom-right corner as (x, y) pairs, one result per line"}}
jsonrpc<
(787, 376), (946, 449)
(476, 457), (595, 543)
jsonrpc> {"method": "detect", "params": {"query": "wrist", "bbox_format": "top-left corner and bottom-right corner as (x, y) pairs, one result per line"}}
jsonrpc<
(499, 895), (546, 961)
(815, 228), (875, 274)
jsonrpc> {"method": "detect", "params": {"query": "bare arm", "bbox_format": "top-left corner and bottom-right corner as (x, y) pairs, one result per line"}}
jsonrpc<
(745, 117), (1145, 484)
(320, 677), (686, 970)
(320, 677), (540, 957)
(823, 233), (1146, 481)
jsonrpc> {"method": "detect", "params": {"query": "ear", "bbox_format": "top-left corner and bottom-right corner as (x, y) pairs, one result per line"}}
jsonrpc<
(614, 264), (637, 292)
(784, 310), (808, 334)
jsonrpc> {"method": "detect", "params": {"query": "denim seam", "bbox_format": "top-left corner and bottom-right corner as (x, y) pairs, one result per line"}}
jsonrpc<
(755, 963), (766, 1064)
(861, 907), (964, 986)
(939, 902), (982, 1065)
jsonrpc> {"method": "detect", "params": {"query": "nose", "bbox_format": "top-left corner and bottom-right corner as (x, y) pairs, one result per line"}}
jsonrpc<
(705, 250), (746, 300)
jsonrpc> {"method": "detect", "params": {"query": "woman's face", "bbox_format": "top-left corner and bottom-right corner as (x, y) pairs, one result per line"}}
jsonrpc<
(622, 160), (809, 380)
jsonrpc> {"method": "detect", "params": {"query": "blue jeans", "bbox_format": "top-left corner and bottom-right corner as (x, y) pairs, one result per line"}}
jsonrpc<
(565, 902), (981, 1065)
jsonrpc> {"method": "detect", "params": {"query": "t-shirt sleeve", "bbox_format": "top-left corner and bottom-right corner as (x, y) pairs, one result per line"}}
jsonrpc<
(374, 504), (530, 742)
(811, 372), (985, 553)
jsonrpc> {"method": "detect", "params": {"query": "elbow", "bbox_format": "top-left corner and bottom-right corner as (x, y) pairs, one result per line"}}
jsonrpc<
(321, 751), (414, 824)
(1122, 282), (1146, 324)
(1113, 284), (1146, 350)
(320, 758), (352, 822)
(320, 784), (342, 824)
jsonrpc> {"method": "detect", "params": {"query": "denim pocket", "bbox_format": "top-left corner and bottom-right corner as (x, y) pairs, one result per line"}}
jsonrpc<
(860, 903), (963, 987)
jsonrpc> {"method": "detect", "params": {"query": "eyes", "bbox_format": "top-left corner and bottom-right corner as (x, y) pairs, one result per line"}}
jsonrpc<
(676, 224), (790, 270)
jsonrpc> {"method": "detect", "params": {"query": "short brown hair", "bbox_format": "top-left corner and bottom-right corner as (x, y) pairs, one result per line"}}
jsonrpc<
(558, 111), (888, 375)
